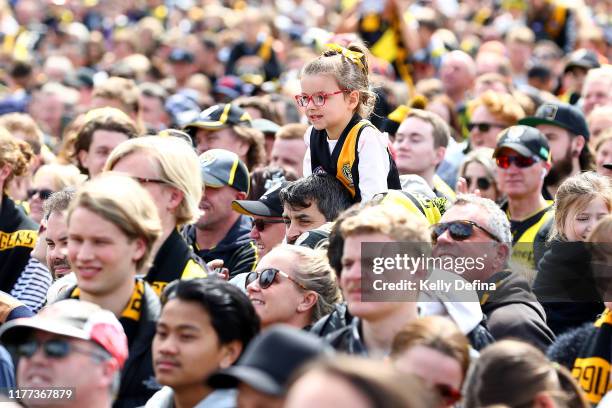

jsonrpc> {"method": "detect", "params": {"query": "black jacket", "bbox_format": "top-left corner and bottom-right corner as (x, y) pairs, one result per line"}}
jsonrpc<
(534, 240), (604, 336)
(145, 228), (208, 295)
(481, 270), (555, 351)
(60, 280), (162, 408)
(183, 216), (257, 279)
(0, 195), (37, 293)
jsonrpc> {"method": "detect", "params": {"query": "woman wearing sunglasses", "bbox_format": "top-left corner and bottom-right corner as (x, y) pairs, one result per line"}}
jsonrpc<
(246, 244), (341, 330)
(466, 90), (525, 149)
(534, 171), (612, 336)
(457, 147), (503, 203)
(27, 164), (85, 224)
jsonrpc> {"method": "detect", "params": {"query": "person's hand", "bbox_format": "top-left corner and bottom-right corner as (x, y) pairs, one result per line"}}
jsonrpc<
(456, 177), (482, 197)
(206, 259), (229, 281)
(31, 225), (48, 265)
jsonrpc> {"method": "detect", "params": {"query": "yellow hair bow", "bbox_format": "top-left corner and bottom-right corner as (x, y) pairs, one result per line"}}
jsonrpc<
(324, 43), (365, 70)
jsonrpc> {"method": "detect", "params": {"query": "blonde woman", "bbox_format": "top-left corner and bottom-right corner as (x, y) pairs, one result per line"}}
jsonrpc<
(27, 164), (85, 223)
(456, 147), (503, 203)
(245, 244), (341, 330)
(534, 171), (612, 335)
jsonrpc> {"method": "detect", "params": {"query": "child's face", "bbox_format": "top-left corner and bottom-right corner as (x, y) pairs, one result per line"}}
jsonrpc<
(299, 74), (356, 131)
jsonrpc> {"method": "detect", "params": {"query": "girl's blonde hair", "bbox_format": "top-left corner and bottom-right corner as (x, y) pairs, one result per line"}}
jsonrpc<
(67, 173), (162, 271)
(550, 171), (612, 241)
(301, 42), (375, 118)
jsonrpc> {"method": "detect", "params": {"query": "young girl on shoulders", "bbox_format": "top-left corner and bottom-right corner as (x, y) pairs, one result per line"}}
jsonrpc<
(297, 42), (401, 202)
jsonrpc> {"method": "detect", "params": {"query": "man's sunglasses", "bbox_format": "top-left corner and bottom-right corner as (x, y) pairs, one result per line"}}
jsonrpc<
(465, 176), (492, 190)
(15, 338), (108, 361)
(431, 220), (500, 243)
(467, 122), (506, 132)
(253, 218), (285, 232)
(496, 155), (538, 169)
(27, 188), (54, 200)
(245, 268), (308, 291)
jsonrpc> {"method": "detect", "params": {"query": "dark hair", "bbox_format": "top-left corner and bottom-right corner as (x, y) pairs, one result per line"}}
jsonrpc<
(43, 188), (77, 220)
(279, 174), (353, 222)
(248, 166), (299, 200)
(161, 278), (260, 349)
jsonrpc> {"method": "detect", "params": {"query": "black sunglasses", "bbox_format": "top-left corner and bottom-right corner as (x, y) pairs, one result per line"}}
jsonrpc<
(27, 188), (54, 200)
(431, 220), (500, 243)
(245, 268), (307, 290)
(253, 218), (285, 232)
(16, 338), (107, 361)
(465, 176), (492, 190)
(467, 122), (506, 132)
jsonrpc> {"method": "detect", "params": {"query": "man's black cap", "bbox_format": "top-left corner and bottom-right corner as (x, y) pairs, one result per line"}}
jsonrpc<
(208, 325), (331, 396)
(199, 149), (250, 194)
(563, 49), (600, 73)
(519, 102), (590, 140)
(232, 181), (289, 218)
(183, 104), (252, 136)
(493, 125), (551, 161)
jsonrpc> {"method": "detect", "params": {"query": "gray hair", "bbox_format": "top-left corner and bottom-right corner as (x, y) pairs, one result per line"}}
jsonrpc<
(453, 194), (512, 244)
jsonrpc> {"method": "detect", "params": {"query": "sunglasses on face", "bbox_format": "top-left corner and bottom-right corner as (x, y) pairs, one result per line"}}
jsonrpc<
(245, 268), (308, 291)
(253, 218), (285, 232)
(495, 155), (538, 169)
(294, 90), (346, 107)
(465, 176), (492, 190)
(431, 220), (500, 243)
(467, 122), (506, 132)
(27, 188), (54, 200)
(16, 338), (107, 361)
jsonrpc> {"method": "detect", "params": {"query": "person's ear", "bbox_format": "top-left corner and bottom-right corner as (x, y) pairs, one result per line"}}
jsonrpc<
(235, 191), (248, 200)
(434, 146), (446, 166)
(532, 391), (557, 408)
(493, 243), (510, 270)
(132, 238), (147, 263)
(219, 340), (243, 369)
(297, 291), (318, 313)
(0, 164), (11, 184)
(572, 135), (586, 157)
(347, 90), (360, 111)
(167, 188), (184, 213)
(100, 358), (120, 389)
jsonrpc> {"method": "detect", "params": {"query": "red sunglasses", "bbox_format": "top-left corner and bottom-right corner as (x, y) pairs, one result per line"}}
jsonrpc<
(496, 155), (538, 169)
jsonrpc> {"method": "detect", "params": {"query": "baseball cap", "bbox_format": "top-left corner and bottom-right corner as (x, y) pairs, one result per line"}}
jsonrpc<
(493, 125), (551, 161)
(518, 102), (590, 140)
(184, 104), (252, 136)
(208, 325), (332, 396)
(252, 118), (280, 135)
(169, 48), (195, 64)
(200, 149), (250, 194)
(232, 181), (289, 218)
(0, 300), (128, 368)
(563, 49), (600, 73)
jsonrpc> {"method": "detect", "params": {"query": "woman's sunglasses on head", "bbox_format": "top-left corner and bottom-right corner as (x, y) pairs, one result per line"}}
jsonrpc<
(245, 268), (307, 291)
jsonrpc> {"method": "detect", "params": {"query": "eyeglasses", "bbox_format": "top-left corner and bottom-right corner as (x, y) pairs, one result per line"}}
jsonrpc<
(253, 218), (285, 232)
(294, 90), (346, 107)
(467, 122), (506, 132)
(132, 177), (167, 185)
(431, 220), (500, 243)
(27, 188), (54, 200)
(495, 155), (538, 169)
(465, 176), (492, 190)
(245, 268), (308, 291)
(15, 338), (108, 361)
(434, 383), (462, 405)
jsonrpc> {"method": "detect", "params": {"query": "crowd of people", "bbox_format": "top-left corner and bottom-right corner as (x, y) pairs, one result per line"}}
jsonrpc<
(0, 0), (611, 407)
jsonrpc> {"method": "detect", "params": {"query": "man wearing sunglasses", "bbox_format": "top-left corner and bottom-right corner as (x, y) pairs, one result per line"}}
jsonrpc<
(0, 299), (128, 408)
(432, 195), (555, 351)
(493, 125), (554, 272)
(232, 181), (288, 258)
(519, 102), (592, 199)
